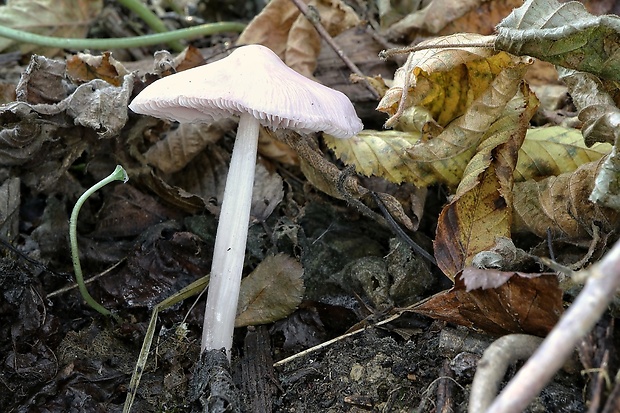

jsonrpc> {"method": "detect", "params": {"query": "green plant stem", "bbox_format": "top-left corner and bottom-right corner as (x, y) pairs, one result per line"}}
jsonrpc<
(0, 21), (246, 50)
(70, 165), (128, 319)
(116, 0), (184, 51)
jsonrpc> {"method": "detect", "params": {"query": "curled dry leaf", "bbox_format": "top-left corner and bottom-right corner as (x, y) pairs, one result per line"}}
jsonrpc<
(377, 33), (508, 129)
(382, 0), (522, 40)
(66, 52), (129, 86)
(410, 270), (563, 337)
(512, 158), (620, 240)
(15, 55), (68, 104)
(286, 0), (360, 77)
(557, 68), (620, 211)
(237, 0), (303, 58)
(235, 254), (305, 327)
(0, 56), (134, 189)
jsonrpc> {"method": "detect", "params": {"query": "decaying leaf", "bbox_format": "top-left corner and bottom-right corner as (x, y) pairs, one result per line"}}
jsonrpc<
(329, 47), (532, 188)
(376, 33), (512, 129)
(434, 85), (539, 280)
(235, 254), (305, 327)
(557, 68), (620, 211)
(327, 125), (610, 188)
(382, 0), (522, 40)
(515, 126), (611, 182)
(238, 0), (359, 77)
(496, 0), (620, 82)
(512, 158), (620, 240)
(285, 0), (360, 77)
(410, 270), (563, 336)
(66, 52), (129, 86)
(144, 120), (235, 174)
(0, 55), (135, 190)
(0, 0), (103, 56)
(258, 128), (299, 165)
(166, 147), (284, 223)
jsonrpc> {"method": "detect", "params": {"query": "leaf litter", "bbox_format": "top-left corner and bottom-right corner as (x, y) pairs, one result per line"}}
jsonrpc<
(1, 0), (620, 411)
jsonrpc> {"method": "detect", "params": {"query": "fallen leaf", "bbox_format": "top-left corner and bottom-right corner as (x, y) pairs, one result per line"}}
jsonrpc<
(410, 270), (563, 336)
(512, 158), (620, 240)
(434, 84), (539, 279)
(15, 55), (68, 104)
(329, 48), (531, 188)
(237, 0), (359, 77)
(91, 184), (184, 239)
(496, 0), (620, 82)
(66, 52), (129, 86)
(145, 120), (236, 174)
(235, 254), (305, 327)
(515, 126), (611, 182)
(376, 33), (513, 129)
(237, 0), (303, 58)
(286, 0), (360, 77)
(557, 68), (620, 211)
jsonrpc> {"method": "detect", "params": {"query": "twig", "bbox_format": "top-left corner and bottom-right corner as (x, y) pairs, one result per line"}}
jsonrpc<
(0, 21), (245, 50)
(379, 40), (496, 60)
(273, 312), (402, 367)
(485, 238), (620, 412)
(289, 0), (381, 100)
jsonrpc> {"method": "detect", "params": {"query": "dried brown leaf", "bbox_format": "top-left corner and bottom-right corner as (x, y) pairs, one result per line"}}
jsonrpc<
(235, 254), (305, 327)
(145, 120), (235, 174)
(410, 271), (562, 336)
(236, 0), (303, 58)
(286, 0), (360, 77)
(434, 85), (538, 280)
(66, 52), (128, 86)
(512, 158), (620, 240)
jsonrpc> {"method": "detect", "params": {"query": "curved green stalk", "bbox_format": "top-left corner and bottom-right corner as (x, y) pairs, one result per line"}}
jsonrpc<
(0, 21), (245, 50)
(116, 0), (184, 51)
(70, 165), (128, 319)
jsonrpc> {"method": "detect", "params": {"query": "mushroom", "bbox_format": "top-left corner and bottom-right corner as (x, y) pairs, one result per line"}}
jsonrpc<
(129, 44), (363, 358)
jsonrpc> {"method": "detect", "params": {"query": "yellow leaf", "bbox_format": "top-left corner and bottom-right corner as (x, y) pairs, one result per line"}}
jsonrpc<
(434, 84), (538, 279)
(328, 57), (532, 187)
(376, 33), (526, 130)
(515, 126), (612, 182)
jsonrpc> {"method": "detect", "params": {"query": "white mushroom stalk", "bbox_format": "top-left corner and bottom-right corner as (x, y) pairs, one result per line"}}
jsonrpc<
(202, 112), (259, 353)
(129, 44), (363, 359)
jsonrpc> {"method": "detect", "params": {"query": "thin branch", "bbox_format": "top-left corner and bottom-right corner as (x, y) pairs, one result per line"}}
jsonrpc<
(380, 40), (496, 60)
(289, 0), (381, 100)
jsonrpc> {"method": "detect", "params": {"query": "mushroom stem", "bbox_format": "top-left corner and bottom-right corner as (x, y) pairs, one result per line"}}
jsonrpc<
(201, 112), (260, 357)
